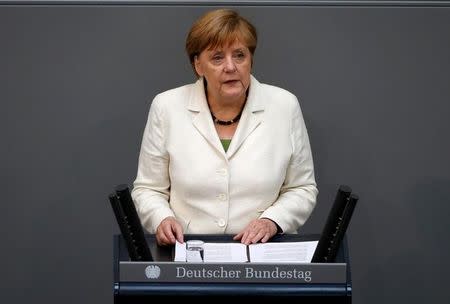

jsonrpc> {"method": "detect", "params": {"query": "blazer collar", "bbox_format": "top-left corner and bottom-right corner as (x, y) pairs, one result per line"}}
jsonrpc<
(187, 75), (265, 159)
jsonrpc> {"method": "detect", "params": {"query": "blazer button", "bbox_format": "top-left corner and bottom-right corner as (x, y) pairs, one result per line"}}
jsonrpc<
(217, 219), (226, 227)
(218, 194), (227, 201)
(216, 169), (227, 176)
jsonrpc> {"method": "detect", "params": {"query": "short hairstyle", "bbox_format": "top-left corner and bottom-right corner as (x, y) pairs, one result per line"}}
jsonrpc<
(185, 9), (258, 77)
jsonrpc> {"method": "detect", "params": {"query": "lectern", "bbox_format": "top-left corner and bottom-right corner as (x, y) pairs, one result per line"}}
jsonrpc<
(113, 234), (352, 303)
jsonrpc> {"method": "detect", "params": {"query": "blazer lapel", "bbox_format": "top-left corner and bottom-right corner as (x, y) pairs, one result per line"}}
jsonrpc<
(187, 78), (226, 157)
(226, 75), (265, 159)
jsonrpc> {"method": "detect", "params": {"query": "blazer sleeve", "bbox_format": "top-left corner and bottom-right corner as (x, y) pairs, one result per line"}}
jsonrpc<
(260, 96), (318, 233)
(131, 95), (175, 233)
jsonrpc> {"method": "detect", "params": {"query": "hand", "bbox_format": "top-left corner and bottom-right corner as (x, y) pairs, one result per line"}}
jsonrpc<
(156, 216), (184, 246)
(233, 218), (278, 245)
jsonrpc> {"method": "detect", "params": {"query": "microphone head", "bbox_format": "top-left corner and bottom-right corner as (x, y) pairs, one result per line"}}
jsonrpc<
(349, 193), (359, 202)
(115, 184), (130, 195)
(338, 185), (352, 196)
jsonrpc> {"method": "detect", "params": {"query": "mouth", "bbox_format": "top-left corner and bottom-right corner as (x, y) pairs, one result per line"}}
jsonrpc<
(223, 80), (240, 85)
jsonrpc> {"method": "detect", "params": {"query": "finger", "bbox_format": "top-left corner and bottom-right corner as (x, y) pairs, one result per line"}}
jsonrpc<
(244, 230), (258, 245)
(233, 231), (244, 241)
(241, 220), (259, 244)
(250, 230), (266, 244)
(244, 232), (255, 245)
(162, 225), (176, 244)
(156, 227), (164, 245)
(156, 232), (170, 246)
(241, 230), (251, 245)
(172, 222), (184, 243)
(261, 232), (271, 243)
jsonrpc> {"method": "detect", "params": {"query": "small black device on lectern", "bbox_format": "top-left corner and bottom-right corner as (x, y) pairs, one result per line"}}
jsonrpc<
(312, 185), (358, 263)
(108, 184), (153, 261)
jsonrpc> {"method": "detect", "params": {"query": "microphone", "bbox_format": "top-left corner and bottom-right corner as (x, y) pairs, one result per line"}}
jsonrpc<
(325, 193), (358, 262)
(312, 185), (357, 263)
(109, 184), (153, 261)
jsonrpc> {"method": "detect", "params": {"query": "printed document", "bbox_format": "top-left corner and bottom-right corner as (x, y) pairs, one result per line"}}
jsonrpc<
(175, 240), (318, 263)
(248, 241), (318, 263)
(203, 243), (248, 262)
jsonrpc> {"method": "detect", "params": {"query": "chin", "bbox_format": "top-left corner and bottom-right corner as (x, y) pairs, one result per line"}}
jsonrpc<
(222, 88), (245, 98)
(223, 93), (245, 101)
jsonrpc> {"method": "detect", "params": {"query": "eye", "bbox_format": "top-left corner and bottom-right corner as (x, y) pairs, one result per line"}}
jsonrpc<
(211, 54), (224, 64)
(233, 51), (246, 62)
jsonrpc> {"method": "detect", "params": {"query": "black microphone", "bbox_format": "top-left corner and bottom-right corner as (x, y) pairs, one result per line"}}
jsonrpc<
(312, 185), (353, 263)
(325, 193), (359, 262)
(109, 184), (153, 261)
(109, 193), (141, 260)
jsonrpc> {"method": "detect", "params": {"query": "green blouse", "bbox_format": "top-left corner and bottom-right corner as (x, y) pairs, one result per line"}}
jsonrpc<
(220, 139), (232, 152)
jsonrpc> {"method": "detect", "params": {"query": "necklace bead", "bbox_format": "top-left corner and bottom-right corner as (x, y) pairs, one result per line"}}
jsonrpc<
(211, 111), (242, 125)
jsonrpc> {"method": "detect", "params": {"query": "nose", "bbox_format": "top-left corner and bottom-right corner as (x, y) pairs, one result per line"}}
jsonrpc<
(223, 56), (237, 72)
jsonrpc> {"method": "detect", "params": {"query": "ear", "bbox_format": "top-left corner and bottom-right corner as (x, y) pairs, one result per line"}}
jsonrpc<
(194, 55), (203, 77)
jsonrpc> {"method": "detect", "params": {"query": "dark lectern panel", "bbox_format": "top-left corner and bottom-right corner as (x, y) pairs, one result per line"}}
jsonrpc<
(115, 295), (351, 304)
(114, 234), (352, 303)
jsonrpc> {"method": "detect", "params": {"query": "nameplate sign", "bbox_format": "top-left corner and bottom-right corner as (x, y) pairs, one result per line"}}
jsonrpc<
(120, 262), (347, 284)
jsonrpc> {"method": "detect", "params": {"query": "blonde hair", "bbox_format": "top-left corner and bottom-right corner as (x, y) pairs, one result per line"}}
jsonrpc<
(185, 9), (257, 77)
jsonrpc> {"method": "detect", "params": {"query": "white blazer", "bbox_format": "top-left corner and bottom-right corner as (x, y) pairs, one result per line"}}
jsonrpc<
(132, 75), (318, 234)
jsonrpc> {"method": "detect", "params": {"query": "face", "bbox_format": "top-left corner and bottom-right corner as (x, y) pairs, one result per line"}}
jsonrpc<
(194, 40), (252, 104)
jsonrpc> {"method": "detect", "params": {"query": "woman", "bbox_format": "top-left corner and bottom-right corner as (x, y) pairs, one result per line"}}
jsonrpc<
(132, 9), (318, 246)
